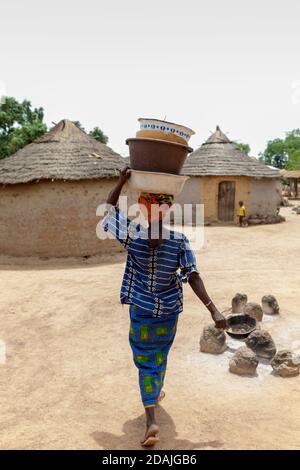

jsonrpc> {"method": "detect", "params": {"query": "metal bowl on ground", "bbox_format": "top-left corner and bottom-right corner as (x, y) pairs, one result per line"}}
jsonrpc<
(126, 137), (193, 175)
(225, 313), (257, 340)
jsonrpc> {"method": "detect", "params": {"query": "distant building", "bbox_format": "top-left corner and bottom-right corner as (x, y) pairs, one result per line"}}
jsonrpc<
(176, 126), (281, 223)
(0, 120), (126, 257)
(281, 170), (300, 198)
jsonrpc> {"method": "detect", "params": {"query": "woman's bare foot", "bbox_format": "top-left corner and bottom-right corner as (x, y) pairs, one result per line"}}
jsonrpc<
(141, 407), (159, 447)
(141, 423), (159, 447)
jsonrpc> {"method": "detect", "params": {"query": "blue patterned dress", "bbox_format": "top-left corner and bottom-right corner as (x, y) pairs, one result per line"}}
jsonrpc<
(102, 206), (198, 406)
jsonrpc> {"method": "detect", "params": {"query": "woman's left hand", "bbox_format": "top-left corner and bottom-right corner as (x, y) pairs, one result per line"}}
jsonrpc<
(211, 310), (227, 329)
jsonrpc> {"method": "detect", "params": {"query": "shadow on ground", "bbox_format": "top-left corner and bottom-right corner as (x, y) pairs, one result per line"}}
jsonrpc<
(91, 406), (223, 450)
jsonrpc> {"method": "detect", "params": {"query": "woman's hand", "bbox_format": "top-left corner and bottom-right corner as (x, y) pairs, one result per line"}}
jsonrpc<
(106, 166), (131, 205)
(119, 166), (131, 183)
(211, 309), (227, 329)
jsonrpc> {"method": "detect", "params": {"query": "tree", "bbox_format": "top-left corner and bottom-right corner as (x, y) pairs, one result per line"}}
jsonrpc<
(285, 129), (300, 170)
(0, 97), (47, 159)
(72, 120), (86, 132)
(234, 142), (251, 155)
(73, 122), (108, 144)
(286, 149), (300, 170)
(259, 129), (300, 169)
(89, 126), (109, 144)
(259, 138), (287, 168)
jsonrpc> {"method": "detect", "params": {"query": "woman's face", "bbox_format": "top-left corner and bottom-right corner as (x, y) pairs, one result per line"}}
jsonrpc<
(138, 193), (173, 223)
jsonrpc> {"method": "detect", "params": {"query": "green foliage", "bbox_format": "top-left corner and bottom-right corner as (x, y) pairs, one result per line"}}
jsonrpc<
(284, 129), (300, 170)
(73, 121), (109, 144)
(286, 149), (300, 170)
(0, 97), (47, 159)
(72, 120), (86, 132)
(258, 138), (288, 168)
(234, 142), (251, 155)
(89, 126), (109, 144)
(259, 129), (300, 170)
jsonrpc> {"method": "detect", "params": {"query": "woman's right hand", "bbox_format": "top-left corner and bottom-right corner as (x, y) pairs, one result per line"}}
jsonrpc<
(119, 166), (131, 183)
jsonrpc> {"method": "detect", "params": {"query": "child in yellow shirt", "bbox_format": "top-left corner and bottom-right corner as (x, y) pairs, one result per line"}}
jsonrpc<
(238, 201), (246, 227)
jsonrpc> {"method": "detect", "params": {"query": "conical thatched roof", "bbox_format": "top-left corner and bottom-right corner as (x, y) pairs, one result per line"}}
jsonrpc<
(0, 119), (125, 184)
(281, 170), (300, 178)
(182, 126), (279, 178)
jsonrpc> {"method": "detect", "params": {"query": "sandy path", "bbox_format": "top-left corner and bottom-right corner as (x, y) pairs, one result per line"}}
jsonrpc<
(0, 206), (299, 450)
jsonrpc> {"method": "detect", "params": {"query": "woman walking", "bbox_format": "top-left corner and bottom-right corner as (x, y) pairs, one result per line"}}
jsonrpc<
(102, 167), (226, 447)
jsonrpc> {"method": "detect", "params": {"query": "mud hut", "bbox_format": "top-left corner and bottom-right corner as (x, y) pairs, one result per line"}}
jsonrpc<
(0, 119), (125, 257)
(177, 126), (281, 224)
(281, 170), (300, 198)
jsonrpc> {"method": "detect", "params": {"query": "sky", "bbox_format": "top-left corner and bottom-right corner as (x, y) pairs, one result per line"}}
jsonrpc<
(1, 0), (300, 157)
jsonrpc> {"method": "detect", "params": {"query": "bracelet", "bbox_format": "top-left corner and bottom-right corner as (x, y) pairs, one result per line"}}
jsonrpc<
(205, 300), (212, 308)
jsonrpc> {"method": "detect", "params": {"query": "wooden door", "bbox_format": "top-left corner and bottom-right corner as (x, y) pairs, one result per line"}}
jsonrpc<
(218, 181), (236, 221)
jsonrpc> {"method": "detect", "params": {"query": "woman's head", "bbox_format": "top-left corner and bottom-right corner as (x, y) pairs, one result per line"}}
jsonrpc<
(138, 192), (174, 223)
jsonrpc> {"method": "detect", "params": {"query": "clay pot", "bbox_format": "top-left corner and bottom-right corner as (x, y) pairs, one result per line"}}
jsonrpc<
(126, 137), (193, 175)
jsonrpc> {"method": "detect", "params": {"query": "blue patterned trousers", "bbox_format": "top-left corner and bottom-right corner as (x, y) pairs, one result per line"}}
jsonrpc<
(129, 304), (178, 407)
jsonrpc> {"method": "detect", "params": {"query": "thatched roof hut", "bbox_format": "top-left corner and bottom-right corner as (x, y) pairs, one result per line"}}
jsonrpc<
(0, 119), (123, 184)
(0, 120), (126, 258)
(182, 126), (279, 178)
(176, 126), (282, 223)
(281, 170), (300, 178)
(280, 169), (300, 197)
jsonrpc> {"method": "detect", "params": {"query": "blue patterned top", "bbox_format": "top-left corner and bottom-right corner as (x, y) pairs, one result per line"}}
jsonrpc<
(102, 206), (198, 317)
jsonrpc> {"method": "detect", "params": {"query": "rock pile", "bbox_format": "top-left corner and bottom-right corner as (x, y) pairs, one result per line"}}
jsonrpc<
(199, 325), (227, 354)
(261, 295), (280, 315)
(244, 302), (263, 321)
(231, 293), (248, 313)
(200, 293), (297, 380)
(225, 293), (280, 321)
(247, 214), (285, 225)
(271, 350), (300, 377)
(229, 347), (259, 376)
(245, 329), (276, 360)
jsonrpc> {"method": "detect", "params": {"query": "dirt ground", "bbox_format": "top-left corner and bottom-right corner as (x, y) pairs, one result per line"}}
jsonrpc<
(0, 205), (299, 450)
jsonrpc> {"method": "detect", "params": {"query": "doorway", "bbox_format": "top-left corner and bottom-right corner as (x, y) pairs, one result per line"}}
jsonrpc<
(218, 181), (236, 221)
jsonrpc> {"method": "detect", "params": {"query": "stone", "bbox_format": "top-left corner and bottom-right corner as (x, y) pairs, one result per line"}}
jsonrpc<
(271, 350), (300, 377)
(266, 215), (277, 224)
(261, 295), (280, 315)
(231, 293), (248, 313)
(229, 346), (259, 376)
(282, 197), (289, 207)
(248, 214), (285, 225)
(244, 302), (263, 321)
(247, 218), (262, 225)
(200, 325), (227, 354)
(245, 329), (276, 360)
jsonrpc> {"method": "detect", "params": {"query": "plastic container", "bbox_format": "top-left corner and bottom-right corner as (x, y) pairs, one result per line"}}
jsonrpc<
(127, 169), (189, 196)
